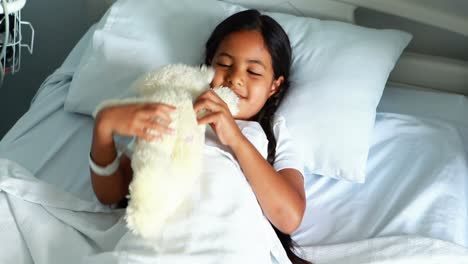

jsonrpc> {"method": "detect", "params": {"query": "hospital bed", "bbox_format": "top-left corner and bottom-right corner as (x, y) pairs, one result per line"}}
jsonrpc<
(1, 0), (468, 263)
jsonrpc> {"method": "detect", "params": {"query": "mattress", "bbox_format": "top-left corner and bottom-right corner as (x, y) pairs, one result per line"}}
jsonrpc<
(0, 24), (467, 262)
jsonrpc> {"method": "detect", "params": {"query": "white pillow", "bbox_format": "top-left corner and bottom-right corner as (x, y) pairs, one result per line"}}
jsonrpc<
(65, 0), (233, 112)
(272, 14), (412, 182)
(65, 0), (411, 183)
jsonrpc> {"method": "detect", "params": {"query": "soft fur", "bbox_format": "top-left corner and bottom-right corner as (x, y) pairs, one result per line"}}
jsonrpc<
(93, 64), (239, 239)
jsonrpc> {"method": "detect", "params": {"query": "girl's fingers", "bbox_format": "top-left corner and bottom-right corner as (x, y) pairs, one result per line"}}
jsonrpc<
(197, 112), (221, 125)
(147, 103), (176, 112)
(143, 120), (174, 135)
(194, 91), (223, 109)
(138, 104), (175, 125)
(143, 110), (172, 125)
(129, 118), (170, 141)
(193, 99), (205, 113)
(201, 90), (227, 106)
(135, 127), (161, 142)
(194, 98), (225, 113)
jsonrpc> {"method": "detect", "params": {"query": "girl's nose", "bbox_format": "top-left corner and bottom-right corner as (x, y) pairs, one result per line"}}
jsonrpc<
(226, 68), (244, 90)
(226, 77), (246, 98)
(227, 78), (242, 87)
(227, 75), (243, 88)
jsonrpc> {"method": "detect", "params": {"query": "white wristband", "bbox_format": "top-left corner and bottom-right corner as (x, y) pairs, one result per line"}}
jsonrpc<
(89, 152), (122, 176)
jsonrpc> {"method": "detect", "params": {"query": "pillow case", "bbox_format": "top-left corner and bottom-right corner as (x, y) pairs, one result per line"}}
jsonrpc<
(270, 13), (412, 182)
(65, 0), (412, 182)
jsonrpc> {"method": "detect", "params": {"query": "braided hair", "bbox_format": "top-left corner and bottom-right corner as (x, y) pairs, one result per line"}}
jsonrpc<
(205, 9), (311, 264)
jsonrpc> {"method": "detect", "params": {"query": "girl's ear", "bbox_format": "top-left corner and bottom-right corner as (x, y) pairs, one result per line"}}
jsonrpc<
(269, 76), (284, 97)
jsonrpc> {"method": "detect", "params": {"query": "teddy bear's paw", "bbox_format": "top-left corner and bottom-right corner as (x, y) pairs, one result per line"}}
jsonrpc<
(125, 192), (190, 239)
(125, 187), (174, 237)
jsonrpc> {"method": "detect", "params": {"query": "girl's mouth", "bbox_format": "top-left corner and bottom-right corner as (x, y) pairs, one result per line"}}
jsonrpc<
(236, 93), (247, 100)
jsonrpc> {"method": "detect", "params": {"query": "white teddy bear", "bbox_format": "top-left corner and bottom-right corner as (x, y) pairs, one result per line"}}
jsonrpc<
(93, 64), (239, 239)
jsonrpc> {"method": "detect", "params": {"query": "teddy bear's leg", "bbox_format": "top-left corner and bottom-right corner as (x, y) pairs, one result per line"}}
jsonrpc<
(126, 154), (176, 237)
(125, 95), (205, 239)
(124, 93), (181, 238)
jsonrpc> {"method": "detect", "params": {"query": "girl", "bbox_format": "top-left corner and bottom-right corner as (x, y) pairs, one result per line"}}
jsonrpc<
(89, 9), (309, 264)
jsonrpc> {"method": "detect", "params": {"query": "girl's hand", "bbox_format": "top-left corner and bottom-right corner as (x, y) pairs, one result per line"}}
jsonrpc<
(194, 90), (243, 147)
(95, 103), (176, 141)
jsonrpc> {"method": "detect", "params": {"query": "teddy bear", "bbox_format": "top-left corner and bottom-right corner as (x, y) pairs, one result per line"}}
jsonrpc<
(93, 64), (239, 240)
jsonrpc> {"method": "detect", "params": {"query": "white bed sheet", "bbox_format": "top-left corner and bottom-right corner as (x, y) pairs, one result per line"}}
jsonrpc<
(1, 24), (468, 262)
(1, 158), (466, 264)
(295, 111), (468, 246)
(0, 25), (99, 203)
(292, 85), (468, 247)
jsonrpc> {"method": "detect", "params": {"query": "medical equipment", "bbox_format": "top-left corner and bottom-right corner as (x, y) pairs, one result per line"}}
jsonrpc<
(0, 0), (34, 87)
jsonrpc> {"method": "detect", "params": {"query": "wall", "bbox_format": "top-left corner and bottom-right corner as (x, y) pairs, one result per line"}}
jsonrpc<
(0, 0), (91, 138)
(355, 7), (468, 61)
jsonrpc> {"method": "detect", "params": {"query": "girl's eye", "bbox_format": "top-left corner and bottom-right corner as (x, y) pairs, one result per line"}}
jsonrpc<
(217, 63), (231, 67)
(248, 70), (262, 76)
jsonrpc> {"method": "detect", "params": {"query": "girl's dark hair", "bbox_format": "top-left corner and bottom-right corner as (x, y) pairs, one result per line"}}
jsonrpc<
(205, 9), (311, 264)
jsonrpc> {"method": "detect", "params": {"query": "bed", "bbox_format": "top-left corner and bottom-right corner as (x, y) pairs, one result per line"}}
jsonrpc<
(1, 0), (468, 263)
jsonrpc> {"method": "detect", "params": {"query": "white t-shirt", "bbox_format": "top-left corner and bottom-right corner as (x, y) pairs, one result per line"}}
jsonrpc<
(271, 114), (305, 176)
(113, 115), (302, 263)
(115, 114), (304, 176)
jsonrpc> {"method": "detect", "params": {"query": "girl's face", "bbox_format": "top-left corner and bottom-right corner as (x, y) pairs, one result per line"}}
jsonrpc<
(210, 30), (284, 120)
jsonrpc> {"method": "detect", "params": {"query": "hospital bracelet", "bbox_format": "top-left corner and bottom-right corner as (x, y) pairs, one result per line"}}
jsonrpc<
(89, 151), (122, 176)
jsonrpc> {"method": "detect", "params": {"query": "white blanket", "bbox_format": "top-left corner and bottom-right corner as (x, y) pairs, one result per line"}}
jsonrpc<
(0, 155), (282, 264)
(301, 235), (468, 264)
(0, 159), (126, 264)
(1, 158), (468, 264)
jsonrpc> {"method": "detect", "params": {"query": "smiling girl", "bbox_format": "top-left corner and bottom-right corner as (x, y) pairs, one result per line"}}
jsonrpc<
(89, 9), (309, 264)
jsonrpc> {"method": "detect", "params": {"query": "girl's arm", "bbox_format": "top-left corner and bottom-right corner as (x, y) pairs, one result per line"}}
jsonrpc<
(90, 103), (175, 205)
(90, 114), (133, 205)
(230, 136), (306, 234)
(195, 91), (305, 234)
